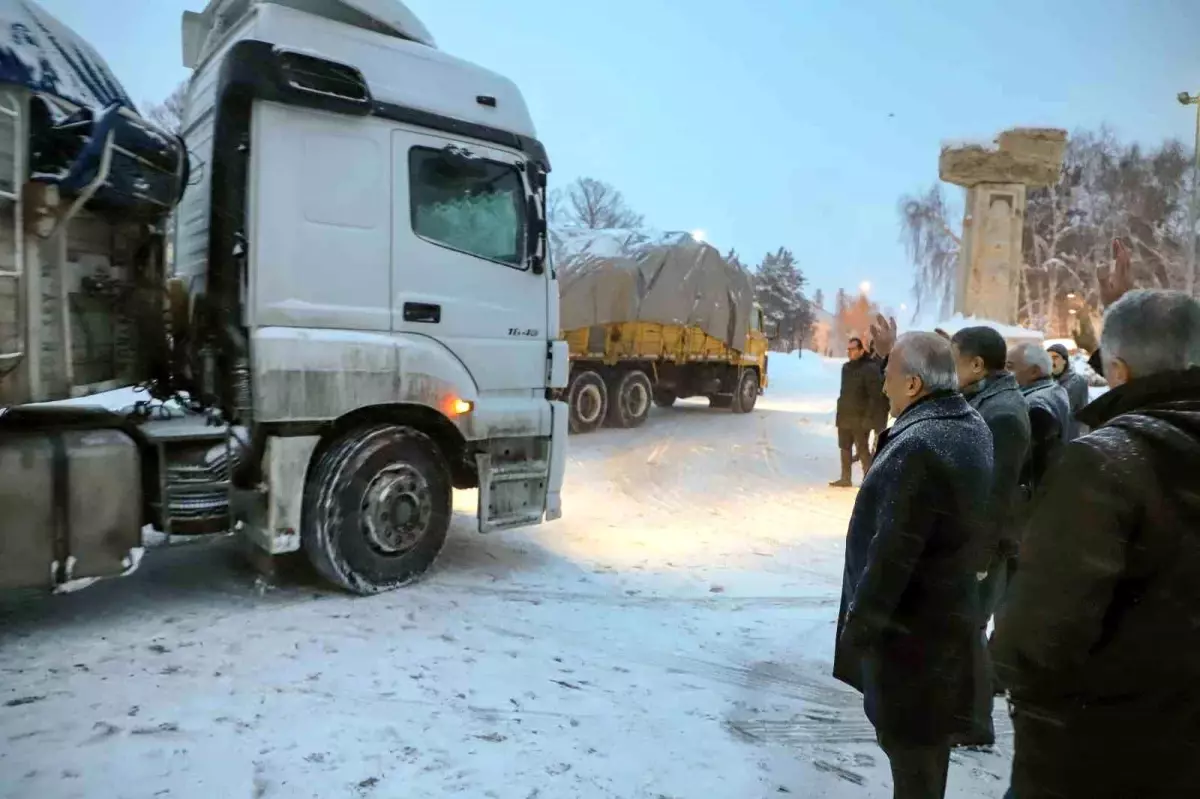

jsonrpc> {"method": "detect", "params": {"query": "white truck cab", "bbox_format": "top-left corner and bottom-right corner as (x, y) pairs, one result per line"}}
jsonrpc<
(0, 0), (567, 595)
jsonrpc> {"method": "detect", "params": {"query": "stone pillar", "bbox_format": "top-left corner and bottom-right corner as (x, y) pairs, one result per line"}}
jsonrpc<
(940, 128), (1067, 325)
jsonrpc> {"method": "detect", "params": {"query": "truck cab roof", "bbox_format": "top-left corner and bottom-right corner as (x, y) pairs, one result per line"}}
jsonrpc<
(184, 0), (435, 68)
(183, 0), (538, 142)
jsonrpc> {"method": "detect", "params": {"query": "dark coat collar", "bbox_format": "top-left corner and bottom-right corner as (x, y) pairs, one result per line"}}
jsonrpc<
(1055, 369), (1079, 386)
(1020, 376), (1057, 397)
(887, 390), (972, 439)
(963, 371), (1020, 406)
(1077, 367), (1200, 429)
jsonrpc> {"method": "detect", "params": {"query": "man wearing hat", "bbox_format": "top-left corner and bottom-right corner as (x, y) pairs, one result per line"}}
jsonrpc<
(1047, 343), (1089, 439)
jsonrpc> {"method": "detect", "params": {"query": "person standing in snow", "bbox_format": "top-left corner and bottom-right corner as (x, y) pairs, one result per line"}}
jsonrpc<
(1047, 343), (1089, 439)
(1006, 343), (1070, 499)
(834, 332), (993, 798)
(992, 289), (1200, 798)
(948, 326), (1032, 746)
(831, 337), (882, 487)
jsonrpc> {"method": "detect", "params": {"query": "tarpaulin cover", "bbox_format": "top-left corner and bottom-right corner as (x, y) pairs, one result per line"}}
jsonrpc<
(556, 229), (756, 353)
(0, 0), (134, 110)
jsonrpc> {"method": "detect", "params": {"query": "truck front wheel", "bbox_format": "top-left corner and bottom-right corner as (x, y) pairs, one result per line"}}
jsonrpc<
(568, 370), (608, 434)
(302, 424), (451, 595)
(607, 369), (653, 428)
(733, 370), (760, 414)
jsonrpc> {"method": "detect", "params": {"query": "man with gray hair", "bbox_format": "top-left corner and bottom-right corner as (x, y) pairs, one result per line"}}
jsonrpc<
(993, 289), (1200, 798)
(1007, 341), (1071, 498)
(835, 332), (994, 798)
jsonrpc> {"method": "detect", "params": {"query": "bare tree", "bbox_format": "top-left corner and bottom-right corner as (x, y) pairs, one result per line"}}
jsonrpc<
(142, 81), (188, 270)
(144, 82), (187, 134)
(897, 184), (961, 321)
(1020, 129), (1192, 335)
(554, 177), (644, 230)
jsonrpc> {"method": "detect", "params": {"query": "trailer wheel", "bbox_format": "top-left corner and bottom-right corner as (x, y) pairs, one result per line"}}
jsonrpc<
(302, 424), (451, 595)
(607, 369), (653, 428)
(568, 370), (608, 434)
(733, 370), (760, 414)
(653, 389), (677, 408)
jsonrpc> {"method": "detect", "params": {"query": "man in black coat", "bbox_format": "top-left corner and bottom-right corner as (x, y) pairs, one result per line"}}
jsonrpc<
(1007, 342), (1070, 497)
(993, 289), (1200, 798)
(866, 342), (892, 454)
(831, 337), (883, 487)
(949, 325), (1032, 745)
(834, 332), (994, 798)
(1047, 342), (1090, 439)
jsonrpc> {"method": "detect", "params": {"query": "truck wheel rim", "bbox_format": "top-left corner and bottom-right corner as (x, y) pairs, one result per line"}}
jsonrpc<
(576, 384), (603, 424)
(361, 464), (432, 554)
(624, 381), (649, 418)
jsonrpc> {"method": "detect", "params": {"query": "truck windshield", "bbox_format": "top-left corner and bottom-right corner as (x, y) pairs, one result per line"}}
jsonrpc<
(409, 146), (527, 268)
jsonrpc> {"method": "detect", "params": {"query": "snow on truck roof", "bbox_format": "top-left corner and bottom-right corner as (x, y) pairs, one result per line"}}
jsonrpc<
(0, 0), (134, 110)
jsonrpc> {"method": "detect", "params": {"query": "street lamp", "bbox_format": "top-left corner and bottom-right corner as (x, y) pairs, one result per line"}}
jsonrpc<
(1178, 91), (1200, 296)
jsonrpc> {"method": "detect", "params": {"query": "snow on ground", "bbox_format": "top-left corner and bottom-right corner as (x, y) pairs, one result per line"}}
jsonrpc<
(0, 355), (1013, 799)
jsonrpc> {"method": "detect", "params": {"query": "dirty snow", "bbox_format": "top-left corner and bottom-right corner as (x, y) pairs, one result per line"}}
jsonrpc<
(0, 354), (1013, 798)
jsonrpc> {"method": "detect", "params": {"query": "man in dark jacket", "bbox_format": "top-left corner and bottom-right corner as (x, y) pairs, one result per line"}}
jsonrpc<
(831, 337), (883, 487)
(1007, 342), (1070, 496)
(949, 326), (1032, 745)
(993, 289), (1200, 799)
(866, 342), (892, 453)
(834, 332), (994, 798)
(1047, 342), (1089, 438)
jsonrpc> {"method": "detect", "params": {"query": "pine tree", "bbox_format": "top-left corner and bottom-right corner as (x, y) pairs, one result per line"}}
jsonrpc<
(754, 247), (815, 351)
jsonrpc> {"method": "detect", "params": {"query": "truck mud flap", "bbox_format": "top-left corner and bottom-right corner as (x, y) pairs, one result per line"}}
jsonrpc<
(475, 451), (549, 533)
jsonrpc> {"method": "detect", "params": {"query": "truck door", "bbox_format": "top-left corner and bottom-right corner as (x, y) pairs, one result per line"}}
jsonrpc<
(390, 130), (547, 394)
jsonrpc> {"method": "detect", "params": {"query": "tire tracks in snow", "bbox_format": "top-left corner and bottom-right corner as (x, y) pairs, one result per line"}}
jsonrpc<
(418, 582), (837, 610)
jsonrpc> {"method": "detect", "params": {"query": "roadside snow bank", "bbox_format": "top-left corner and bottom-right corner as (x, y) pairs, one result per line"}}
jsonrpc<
(932, 314), (1043, 343)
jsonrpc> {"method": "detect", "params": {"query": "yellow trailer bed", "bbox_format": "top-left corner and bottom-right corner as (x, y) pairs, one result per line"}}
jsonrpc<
(560, 316), (770, 433)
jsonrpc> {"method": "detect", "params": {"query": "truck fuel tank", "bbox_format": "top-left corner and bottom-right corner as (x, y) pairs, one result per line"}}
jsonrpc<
(0, 424), (143, 591)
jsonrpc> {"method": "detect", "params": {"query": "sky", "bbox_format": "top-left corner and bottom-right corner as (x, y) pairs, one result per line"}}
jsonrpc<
(34, 0), (1200, 321)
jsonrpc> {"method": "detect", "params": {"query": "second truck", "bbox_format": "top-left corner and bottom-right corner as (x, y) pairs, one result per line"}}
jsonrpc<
(554, 230), (769, 433)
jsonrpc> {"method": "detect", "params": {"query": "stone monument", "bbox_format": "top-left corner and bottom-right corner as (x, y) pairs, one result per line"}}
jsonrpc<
(940, 128), (1068, 325)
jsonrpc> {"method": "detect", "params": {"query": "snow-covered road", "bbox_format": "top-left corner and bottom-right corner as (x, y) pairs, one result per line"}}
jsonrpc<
(0, 357), (1013, 798)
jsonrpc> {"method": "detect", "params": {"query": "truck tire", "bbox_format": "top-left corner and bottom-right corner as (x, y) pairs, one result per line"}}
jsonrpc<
(653, 389), (677, 408)
(733, 370), (760, 414)
(568, 370), (608, 434)
(607, 369), (653, 428)
(302, 424), (451, 595)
